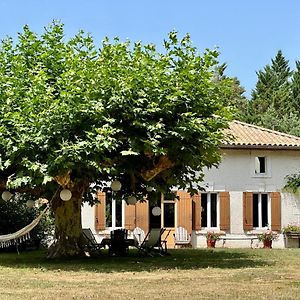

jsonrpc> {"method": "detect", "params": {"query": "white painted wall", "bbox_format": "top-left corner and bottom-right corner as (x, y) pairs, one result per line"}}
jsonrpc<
(192, 149), (300, 248)
(82, 148), (300, 248)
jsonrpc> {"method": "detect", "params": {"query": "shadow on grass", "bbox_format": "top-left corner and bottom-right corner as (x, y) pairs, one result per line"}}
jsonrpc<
(0, 248), (273, 273)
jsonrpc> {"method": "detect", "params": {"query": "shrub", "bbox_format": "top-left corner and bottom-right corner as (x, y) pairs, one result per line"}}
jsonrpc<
(0, 196), (54, 251)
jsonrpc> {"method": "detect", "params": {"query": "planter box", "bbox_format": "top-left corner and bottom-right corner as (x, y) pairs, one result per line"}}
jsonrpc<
(284, 232), (300, 248)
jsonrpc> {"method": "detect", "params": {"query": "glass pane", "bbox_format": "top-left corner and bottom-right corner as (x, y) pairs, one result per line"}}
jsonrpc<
(261, 194), (268, 227)
(106, 193), (112, 227)
(201, 194), (207, 227)
(253, 193), (259, 227)
(259, 157), (266, 173)
(210, 193), (217, 227)
(115, 198), (122, 227)
(164, 203), (175, 228)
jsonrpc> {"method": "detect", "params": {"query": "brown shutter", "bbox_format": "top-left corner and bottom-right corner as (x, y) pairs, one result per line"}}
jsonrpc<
(192, 193), (201, 230)
(135, 200), (149, 233)
(95, 191), (106, 231)
(125, 203), (136, 230)
(176, 191), (192, 234)
(271, 192), (281, 231)
(243, 192), (253, 231)
(219, 192), (230, 231)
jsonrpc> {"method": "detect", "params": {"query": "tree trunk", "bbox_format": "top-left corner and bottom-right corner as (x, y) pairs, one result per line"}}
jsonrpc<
(47, 181), (88, 258)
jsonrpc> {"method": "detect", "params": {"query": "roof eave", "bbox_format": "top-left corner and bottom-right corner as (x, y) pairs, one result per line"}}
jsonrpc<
(221, 144), (300, 150)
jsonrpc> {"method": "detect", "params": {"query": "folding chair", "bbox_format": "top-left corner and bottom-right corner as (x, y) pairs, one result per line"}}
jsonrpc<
(82, 228), (104, 252)
(137, 228), (168, 256)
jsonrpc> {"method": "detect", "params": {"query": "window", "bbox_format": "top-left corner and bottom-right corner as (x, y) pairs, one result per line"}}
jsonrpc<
(105, 192), (125, 229)
(201, 193), (219, 229)
(162, 193), (176, 228)
(253, 193), (270, 228)
(255, 156), (266, 174)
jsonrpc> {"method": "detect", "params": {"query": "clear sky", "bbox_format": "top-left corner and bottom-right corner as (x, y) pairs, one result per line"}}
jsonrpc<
(0, 0), (299, 97)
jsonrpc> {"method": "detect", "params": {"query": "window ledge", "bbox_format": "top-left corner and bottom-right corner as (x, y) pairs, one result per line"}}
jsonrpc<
(195, 230), (226, 235)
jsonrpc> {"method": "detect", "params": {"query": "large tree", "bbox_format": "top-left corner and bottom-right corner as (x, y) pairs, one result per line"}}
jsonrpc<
(0, 23), (233, 258)
(245, 50), (300, 135)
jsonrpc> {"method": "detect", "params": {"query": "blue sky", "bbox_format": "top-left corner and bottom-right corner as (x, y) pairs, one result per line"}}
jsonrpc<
(0, 0), (299, 97)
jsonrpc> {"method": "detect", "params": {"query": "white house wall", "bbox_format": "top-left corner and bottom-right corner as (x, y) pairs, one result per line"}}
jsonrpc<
(81, 148), (300, 248)
(193, 149), (300, 248)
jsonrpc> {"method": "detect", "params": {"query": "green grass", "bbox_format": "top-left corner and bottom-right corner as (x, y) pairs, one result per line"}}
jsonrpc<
(0, 248), (299, 299)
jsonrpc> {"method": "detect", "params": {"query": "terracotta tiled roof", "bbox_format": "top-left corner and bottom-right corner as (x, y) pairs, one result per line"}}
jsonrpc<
(222, 120), (300, 149)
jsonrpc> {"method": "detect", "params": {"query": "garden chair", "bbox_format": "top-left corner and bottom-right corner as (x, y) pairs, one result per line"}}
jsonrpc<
(137, 228), (168, 256)
(173, 226), (191, 248)
(133, 227), (146, 246)
(82, 228), (104, 252)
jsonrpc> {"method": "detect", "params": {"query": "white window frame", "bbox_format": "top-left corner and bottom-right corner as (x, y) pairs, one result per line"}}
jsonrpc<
(161, 193), (177, 228)
(201, 193), (220, 230)
(106, 193), (126, 230)
(252, 155), (271, 178)
(253, 193), (271, 229)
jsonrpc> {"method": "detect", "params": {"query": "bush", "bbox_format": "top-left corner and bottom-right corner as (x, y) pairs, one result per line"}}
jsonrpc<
(0, 195), (54, 252)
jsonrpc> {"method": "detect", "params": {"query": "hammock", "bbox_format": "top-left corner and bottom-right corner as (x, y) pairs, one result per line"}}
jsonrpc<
(0, 206), (49, 248)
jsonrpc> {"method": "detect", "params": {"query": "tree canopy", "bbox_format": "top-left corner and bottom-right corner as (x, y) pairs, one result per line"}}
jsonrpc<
(241, 50), (300, 136)
(0, 22), (233, 257)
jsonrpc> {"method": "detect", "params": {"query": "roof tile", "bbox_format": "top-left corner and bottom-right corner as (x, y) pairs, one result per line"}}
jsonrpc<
(222, 120), (300, 149)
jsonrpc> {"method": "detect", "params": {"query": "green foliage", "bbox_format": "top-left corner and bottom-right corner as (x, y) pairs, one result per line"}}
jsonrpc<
(0, 196), (54, 250)
(282, 223), (300, 233)
(283, 173), (300, 194)
(244, 50), (300, 136)
(205, 231), (222, 241)
(0, 22), (233, 199)
(257, 230), (279, 241)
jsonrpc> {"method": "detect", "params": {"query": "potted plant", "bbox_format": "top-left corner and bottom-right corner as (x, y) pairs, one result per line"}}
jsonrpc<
(282, 223), (300, 234)
(282, 223), (300, 247)
(258, 230), (278, 248)
(206, 231), (221, 248)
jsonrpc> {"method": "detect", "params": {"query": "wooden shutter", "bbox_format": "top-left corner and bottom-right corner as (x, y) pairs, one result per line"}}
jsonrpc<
(125, 203), (136, 230)
(243, 192), (253, 231)
(271, 192), (281, 231)
(176, 191), (192, 234)
(95, 191), (106, 231)
(192, 193), (201, 230)
(219, 192), (230, 231)
(135, 200), (149, 233)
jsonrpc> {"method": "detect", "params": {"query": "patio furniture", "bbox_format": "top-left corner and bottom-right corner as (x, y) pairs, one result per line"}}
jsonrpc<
(133, 227), (146, 246)
(173, 226), (191, 248)
(109, 229), (130, 256)
(82, 228), (104, 252)
(137, 228), (168, 256)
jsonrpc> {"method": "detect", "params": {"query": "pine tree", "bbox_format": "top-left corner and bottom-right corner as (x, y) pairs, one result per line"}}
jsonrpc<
(291, 60), (300, 112)
(251, 50), (292, 116)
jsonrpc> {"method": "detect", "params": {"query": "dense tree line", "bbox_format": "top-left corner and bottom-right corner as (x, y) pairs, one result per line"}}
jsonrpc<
(238, 50), (300, 136)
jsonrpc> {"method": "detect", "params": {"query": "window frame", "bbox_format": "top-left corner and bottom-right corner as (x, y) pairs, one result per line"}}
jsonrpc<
(252, 193), (271, 229)
(252, 155), (271, 178)
(161, 193), (177, 229)
(105, 192), (126, 230)
(201, 192), (220, 230)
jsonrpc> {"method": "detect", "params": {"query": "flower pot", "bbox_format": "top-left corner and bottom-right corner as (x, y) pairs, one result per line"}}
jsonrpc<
(263, 240), (272, 249)
(207, 239), (216, 248)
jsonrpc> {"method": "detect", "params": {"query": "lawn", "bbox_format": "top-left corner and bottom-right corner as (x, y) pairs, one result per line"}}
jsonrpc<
(0, 248), (299, 299)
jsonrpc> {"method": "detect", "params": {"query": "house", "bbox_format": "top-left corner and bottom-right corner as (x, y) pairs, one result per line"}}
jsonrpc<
(82, 120), (300, 248)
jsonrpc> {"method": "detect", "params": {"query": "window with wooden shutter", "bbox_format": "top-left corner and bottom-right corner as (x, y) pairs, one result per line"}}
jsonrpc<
(95, 191), (106, 231)
(243, 192), (253, 231)
(176, 191), (192, 234)
(192, 194), (201, 230)
(271, 192), (281, 231)
(219, 192), (230, 231)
